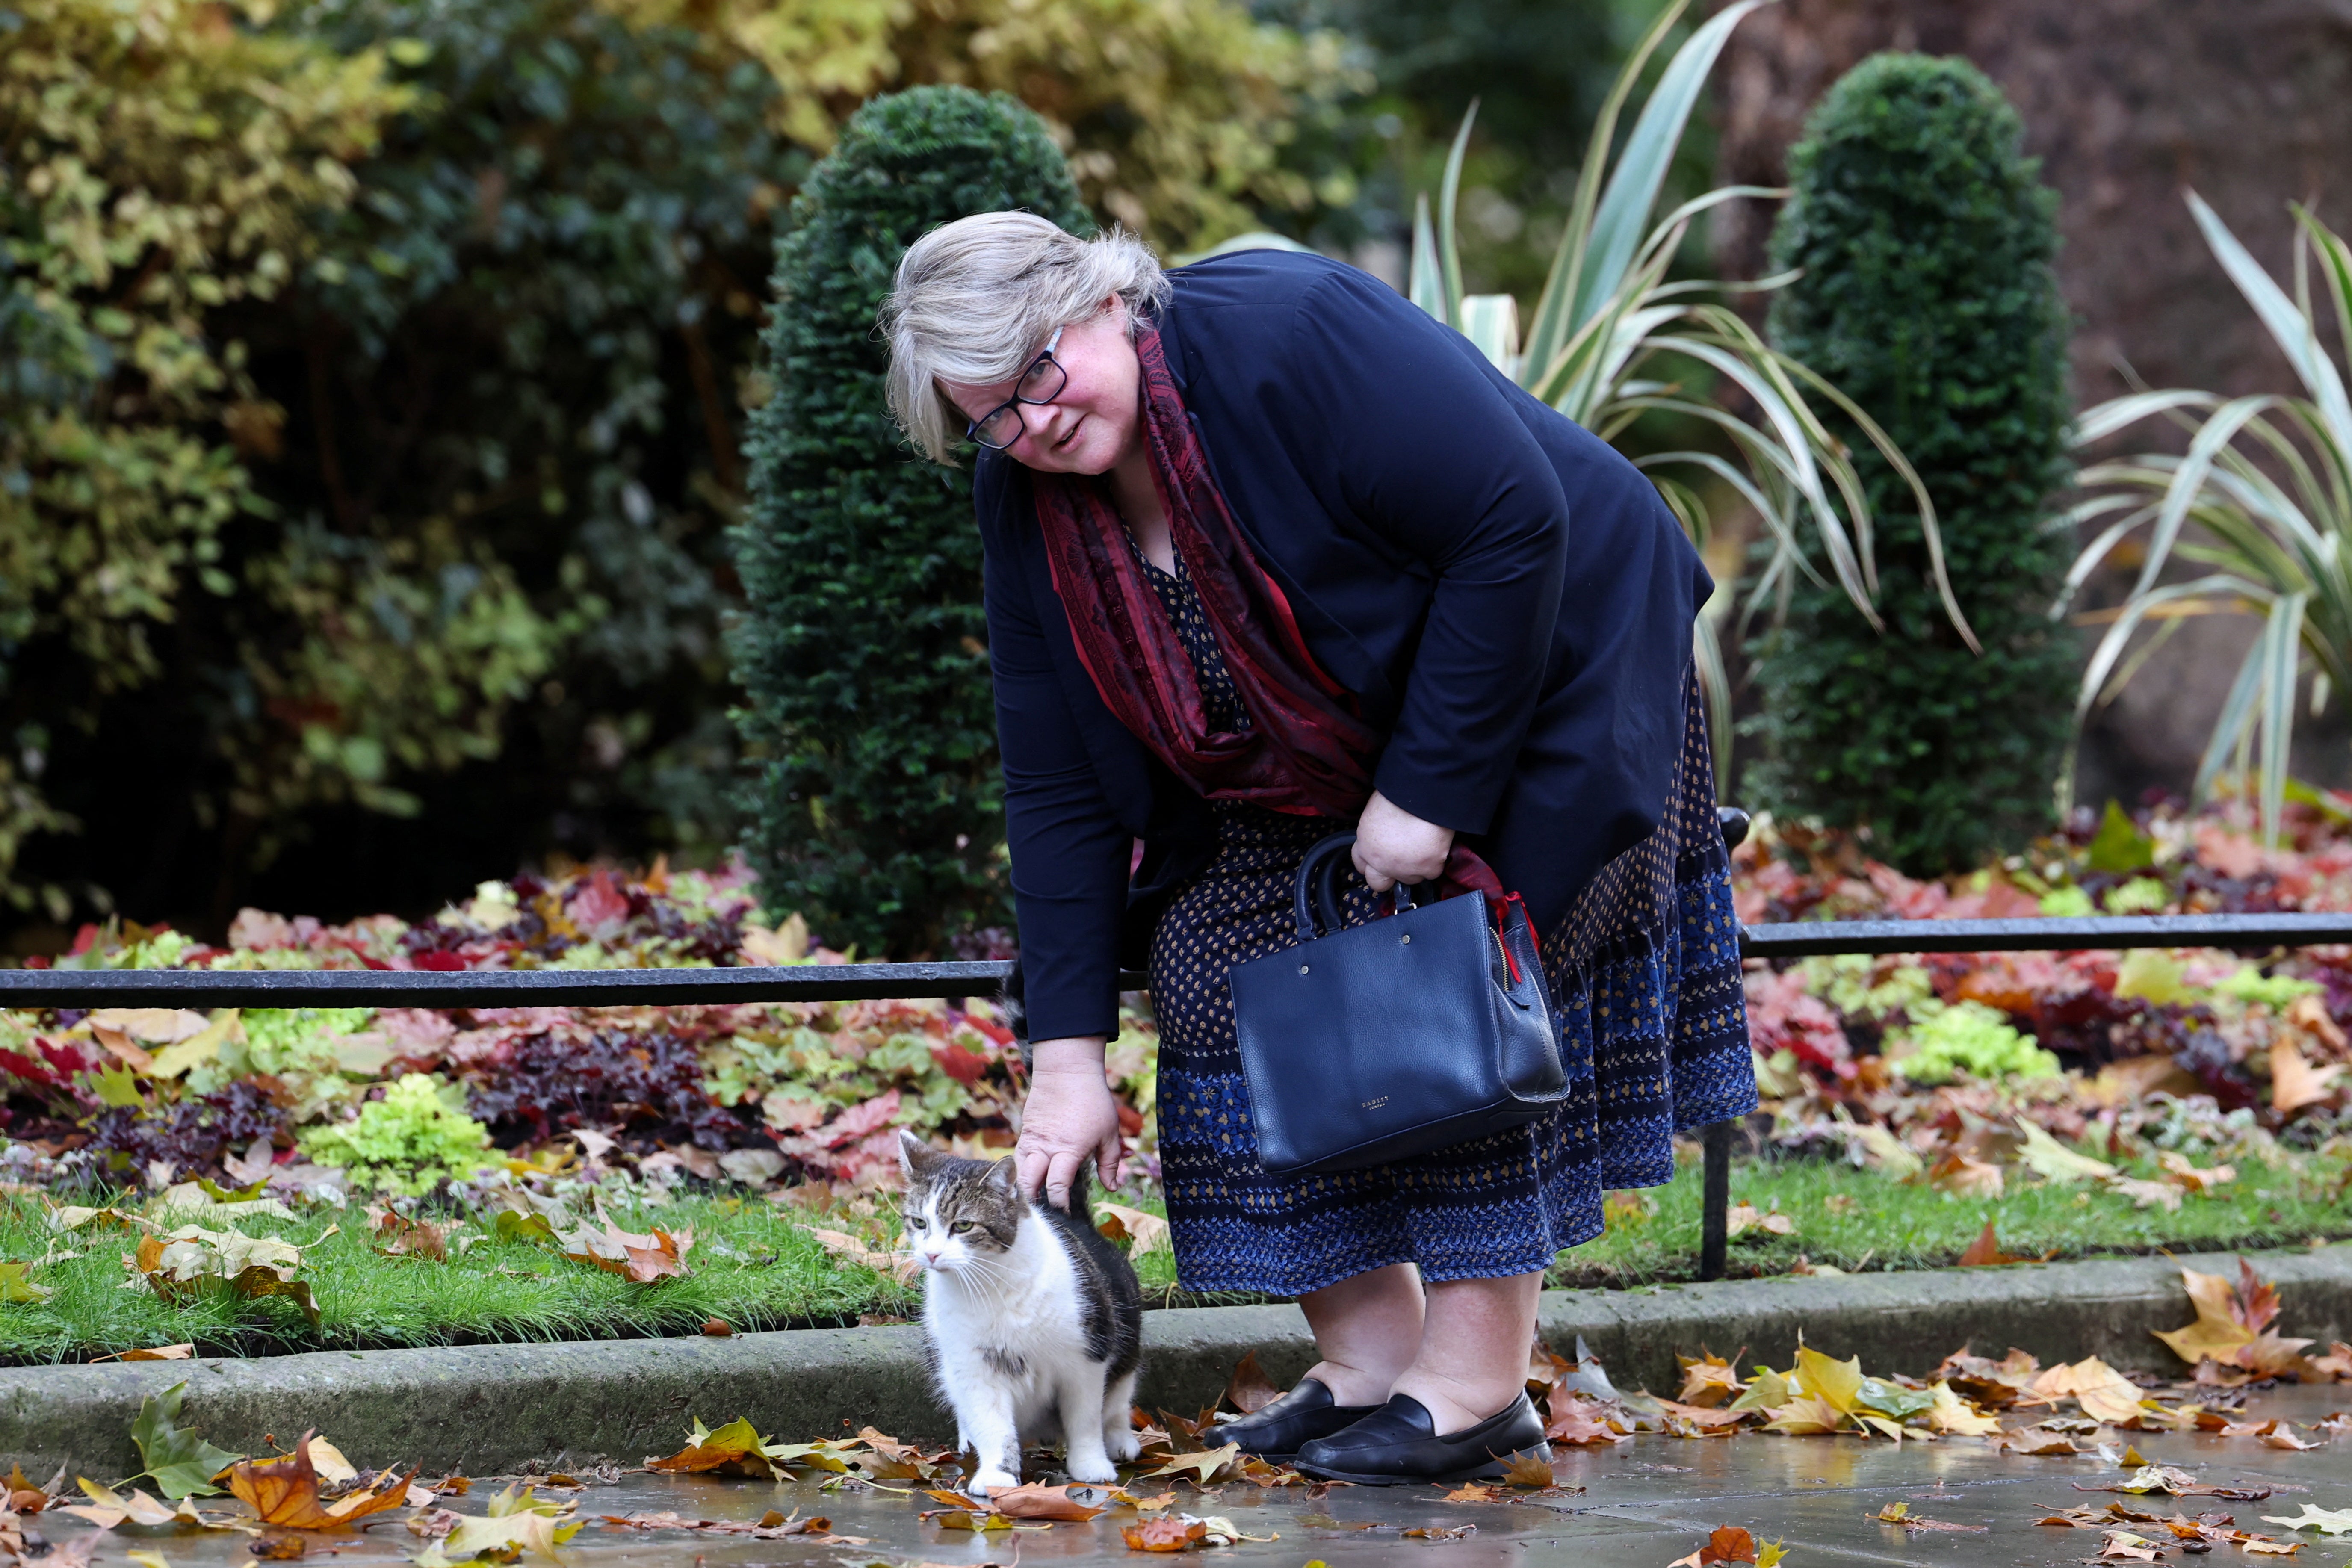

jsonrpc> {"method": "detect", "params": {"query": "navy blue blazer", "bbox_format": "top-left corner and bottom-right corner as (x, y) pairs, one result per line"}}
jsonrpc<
(977, 251), (1709, 1042)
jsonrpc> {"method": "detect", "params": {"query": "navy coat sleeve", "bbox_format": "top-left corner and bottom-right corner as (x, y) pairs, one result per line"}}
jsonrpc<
(1274, 268), (1570, 836)
(977, 461), (1131, 1043)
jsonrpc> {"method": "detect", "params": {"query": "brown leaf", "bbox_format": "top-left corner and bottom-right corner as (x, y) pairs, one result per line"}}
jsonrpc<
(988, 1483), (1105, 1521)
(1667, 1524), (1760, 1565)
(558, 1211), (693, 1283)
(1926, 1152), (2005, 1199)
(1500, 1451), (1556, 1488)
(225, 1436), (415, 1531)
(1724, 1202), (1794, 1238)
(1225, 1352), (1277, 1415)
(1675, 1350), (1746, 1408)
(1403, 1524), (1478, 1539)
(1123, 1515), (1208, 1552)
(1871, 1500), (1987, 1533)
(2271, 1035), (2343, 1113)
(1958, 1220), (2026, 1267)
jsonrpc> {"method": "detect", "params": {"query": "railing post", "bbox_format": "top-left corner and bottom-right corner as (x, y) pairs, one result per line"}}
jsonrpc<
(1698, 1118), (1733, 1282)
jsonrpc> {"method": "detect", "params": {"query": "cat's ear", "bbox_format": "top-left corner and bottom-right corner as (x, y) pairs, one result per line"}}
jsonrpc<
(897, 1129), (936, 1181)
(984, 1155), (1020, 1196)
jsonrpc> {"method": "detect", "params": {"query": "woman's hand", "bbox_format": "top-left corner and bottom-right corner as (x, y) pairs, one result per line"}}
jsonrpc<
(1353, 790), (1454, 893)
(1015, 1037), (1123, 1211)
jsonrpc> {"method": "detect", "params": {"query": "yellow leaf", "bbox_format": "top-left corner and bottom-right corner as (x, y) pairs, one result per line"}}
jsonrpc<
(1762, 1395), (1847, 1435)
(1925, 1382), (2003, 1436)
(1795, 1346), (1864, 1416)
(2153, 1267), (2258, 1367)
(2013, 1118), (2117, 1184)
(147, 1011), (241, 1081)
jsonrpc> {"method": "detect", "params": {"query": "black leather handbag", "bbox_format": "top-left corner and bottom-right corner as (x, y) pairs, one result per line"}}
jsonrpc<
(1228, 831), (1566, 1176)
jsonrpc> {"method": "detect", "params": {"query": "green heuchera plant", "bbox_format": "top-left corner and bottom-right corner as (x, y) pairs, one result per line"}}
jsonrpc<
(1891, 1000), (2062, 1086)
(731, 86), (1094, 959)
(300, 1073), (495, 1195)
(1748, 55), (2075, 873)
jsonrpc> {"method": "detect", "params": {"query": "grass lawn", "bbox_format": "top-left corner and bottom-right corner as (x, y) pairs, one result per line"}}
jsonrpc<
(1551, 1149), (2352, 1287)
(5, 1150), (2345, 1363)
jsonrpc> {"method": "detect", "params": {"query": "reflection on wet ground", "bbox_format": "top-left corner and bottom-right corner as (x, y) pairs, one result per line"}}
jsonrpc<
(31, 1385), (2352, 1566)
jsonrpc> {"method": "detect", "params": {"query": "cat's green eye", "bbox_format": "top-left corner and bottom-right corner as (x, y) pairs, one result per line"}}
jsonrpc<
(951, 1220), (974, 1234)
(904, 1215), (926, 1231)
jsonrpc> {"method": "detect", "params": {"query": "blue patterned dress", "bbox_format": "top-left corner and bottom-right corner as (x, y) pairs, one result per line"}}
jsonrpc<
(1135, 542), (1752, 1294)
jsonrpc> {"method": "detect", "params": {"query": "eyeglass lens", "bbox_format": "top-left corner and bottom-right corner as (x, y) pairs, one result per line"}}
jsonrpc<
(973, 356), (1067, 449)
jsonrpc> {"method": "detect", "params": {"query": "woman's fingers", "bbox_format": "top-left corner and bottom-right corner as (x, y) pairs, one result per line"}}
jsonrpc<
(1014, 1141), (1052, 1202)
(1043, 1147), (1087, 1211)
(1351, 841), (1397, 892)
(1098, 1124), (1125, 1190)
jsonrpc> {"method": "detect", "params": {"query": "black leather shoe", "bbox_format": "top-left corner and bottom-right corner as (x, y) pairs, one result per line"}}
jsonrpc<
(1215, 1378), (1381, 1462)
(1292, 1391), (1550, 1485)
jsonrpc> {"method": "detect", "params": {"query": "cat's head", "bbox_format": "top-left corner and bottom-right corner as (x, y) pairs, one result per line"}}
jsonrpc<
(898, 1130), (1024, 1275)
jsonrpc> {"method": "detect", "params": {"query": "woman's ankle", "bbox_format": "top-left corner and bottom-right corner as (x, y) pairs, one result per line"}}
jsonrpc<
(1302, 1358), (1401, 1407)
(1388, 1370), (1522, 1436)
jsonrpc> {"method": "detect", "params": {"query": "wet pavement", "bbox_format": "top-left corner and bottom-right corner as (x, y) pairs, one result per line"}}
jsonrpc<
(31, 1385), (2352, 1566)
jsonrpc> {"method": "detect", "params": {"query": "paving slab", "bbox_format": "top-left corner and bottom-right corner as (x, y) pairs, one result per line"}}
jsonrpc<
(21, 1385), (2352, 1567)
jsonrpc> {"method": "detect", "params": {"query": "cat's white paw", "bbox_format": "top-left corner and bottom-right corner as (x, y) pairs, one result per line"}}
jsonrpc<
(1105, 1428), (1141, 1462)
(1063, 1453), (1119, 1485)
(969, 1467), (1020, 1495)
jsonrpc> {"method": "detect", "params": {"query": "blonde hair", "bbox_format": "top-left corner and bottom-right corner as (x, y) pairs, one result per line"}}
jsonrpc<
(882, 212), (1170, 464)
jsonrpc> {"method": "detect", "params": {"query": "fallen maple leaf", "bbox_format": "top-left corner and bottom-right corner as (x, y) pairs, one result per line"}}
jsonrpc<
(803, 1226), (919, 1285)
(1545, 1391), (1628, 1446)
(649, 1417), (780, 1478)
(1870, 1500), (1987, 1533)
(1140, 1442), (1244, 1486)
(1926, 1152), (2005, 1199)
(1667, 1524), (1759, 1565)
(1957, 1220), (2026, 1267)
(1499, 1451), (1556, 1488)
(226, 1433), (415, 1530)
(1404, 1524), (1479, 1539)
(2271, 1034), (2343, 1113)
(988, 1483), (1107, 1521)
(2263, 1505), (2352, 1535)
(1224, 1352), (1277, 1415)
(1675, 1350), (1745, 1408)
(2156, 1149), (2235, 1194)
(129, 1226), (321, 1326)
(1724, 1202), (1794, 1238)
(556, 1210), (693, 1283)
(2014, 1117), (2118, 1183)
(1096, 1202), (1170, 1258)
(127, 1382), (243, 1499)
(1123, 1515), (1208, 1552)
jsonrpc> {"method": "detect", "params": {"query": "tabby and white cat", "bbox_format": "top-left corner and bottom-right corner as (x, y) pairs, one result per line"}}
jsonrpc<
(897, 1131), (1144, 1492)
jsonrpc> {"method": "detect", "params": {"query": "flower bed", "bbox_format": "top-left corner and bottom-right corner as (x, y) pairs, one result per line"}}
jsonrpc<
(0, 798), (2348, 1358)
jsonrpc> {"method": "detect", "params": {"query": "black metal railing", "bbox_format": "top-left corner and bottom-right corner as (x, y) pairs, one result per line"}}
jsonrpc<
(9, 907), (2348, 1287)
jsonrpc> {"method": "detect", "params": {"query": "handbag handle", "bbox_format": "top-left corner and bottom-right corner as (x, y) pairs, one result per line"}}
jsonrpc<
(1294, 831), (1419, 941)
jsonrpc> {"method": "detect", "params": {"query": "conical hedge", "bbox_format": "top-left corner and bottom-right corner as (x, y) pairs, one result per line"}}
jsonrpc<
(1747, 55), (2076, 874)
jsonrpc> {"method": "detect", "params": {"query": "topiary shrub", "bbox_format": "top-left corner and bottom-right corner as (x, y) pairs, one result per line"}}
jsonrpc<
(731, 86), (1093, 958)
(1746, 54), (2075, 875)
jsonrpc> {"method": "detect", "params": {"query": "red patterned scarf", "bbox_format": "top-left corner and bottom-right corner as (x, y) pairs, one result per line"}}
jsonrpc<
(1029, 328), (1378, 819)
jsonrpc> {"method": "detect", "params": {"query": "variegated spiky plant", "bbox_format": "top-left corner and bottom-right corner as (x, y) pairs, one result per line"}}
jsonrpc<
(1406, 0), (1970, 782)
(2062, 195), (2352, 843)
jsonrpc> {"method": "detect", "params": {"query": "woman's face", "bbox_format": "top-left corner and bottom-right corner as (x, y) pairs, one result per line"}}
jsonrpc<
(940, 298), (1139, 475)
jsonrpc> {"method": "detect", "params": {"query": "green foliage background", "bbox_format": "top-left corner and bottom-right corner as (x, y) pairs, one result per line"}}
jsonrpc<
(1746, 54), (2077, 874)
(733, 89), (1091, 959)
(0, 0), (1362, 944)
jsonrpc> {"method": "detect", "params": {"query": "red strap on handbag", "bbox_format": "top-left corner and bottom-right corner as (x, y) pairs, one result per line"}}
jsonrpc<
(1431, 847), (1540, 984)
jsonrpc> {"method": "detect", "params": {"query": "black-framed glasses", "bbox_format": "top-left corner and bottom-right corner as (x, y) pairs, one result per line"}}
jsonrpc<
(966, 328), (1067, 452)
